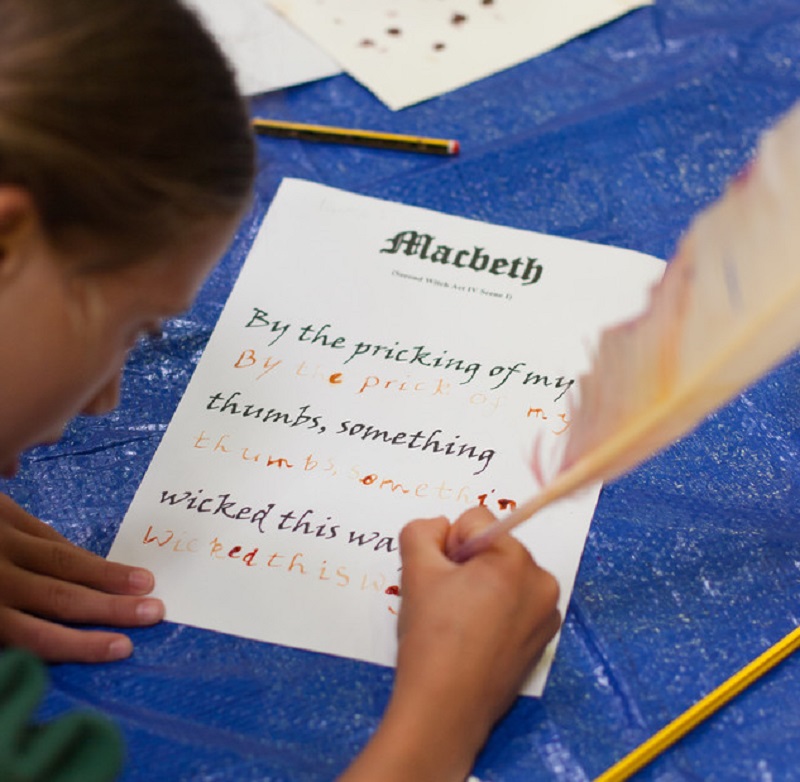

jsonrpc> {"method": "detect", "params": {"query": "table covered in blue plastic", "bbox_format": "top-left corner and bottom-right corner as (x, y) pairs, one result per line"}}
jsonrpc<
(5, 1), (800, 779)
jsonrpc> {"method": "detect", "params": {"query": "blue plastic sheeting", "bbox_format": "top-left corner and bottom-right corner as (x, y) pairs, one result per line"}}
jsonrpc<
(4, 1), (800, 779)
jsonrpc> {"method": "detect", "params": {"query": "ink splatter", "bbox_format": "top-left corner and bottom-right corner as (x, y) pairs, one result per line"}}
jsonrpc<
(451, 12), (467, 25)
(433, 42), (446, 51)
(481, 0), (495, 5)
(359, 38), (375, 47)
(387, 27), (401, 36)
(386, 583), (400, 614)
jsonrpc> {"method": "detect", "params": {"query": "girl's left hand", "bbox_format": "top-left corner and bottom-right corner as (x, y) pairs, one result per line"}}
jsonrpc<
(0, 493), (164, 662)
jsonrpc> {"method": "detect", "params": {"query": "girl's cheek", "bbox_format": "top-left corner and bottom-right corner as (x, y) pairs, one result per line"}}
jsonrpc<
(81, 371), (123, 416)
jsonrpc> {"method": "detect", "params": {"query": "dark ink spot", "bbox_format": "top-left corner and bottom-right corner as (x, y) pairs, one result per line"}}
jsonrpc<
(451, 12), (467, 24)
(433, 42), (446, 51)
(387, 27), (402, 36)
(481, 0), (494, 5)
(385, 585), (401, 596)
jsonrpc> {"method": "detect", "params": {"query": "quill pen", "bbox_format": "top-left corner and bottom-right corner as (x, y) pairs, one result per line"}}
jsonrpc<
(452, 103), (800, 563)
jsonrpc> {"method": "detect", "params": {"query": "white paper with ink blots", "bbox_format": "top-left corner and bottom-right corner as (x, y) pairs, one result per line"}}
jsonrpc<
(183, 0), (340, 96)
(109, 179), (664, 695)
(265, 0), (652, 109)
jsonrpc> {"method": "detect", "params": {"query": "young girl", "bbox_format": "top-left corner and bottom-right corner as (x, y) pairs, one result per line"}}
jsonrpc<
(0, 1), (560, 779)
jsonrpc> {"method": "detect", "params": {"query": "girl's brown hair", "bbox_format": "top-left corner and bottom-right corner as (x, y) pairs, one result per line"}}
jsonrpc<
(0, 0), (255, 264)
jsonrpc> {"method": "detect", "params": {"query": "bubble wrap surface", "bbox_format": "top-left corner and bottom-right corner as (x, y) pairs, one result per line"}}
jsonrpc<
(4, 2), (800, 779)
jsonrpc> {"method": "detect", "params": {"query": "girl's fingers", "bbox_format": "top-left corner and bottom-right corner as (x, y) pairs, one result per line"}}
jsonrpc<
(0, 567), (163, 627)
(8, 530), (155, 595)
(0, 495), (162, 663)
(398, 516), (450, 567)
(400, 508), (499, 572)
(0, 494), (155, 596)
(445, 505), (497, 553)
(0, 607), (135, 663)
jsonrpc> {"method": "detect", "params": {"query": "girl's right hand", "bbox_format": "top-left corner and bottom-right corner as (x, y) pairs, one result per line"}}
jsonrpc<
(341, 506), (561, 782)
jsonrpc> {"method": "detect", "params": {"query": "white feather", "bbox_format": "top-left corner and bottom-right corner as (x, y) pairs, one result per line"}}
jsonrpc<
(453, 103), (800, 562)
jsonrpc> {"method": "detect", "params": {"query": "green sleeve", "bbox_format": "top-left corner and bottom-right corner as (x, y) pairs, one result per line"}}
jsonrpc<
(0, 648), (124, 782)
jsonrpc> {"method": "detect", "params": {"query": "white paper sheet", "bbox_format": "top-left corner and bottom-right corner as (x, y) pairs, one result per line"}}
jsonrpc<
(265, 0), (652, 109)
(109, 179), (664, 695)
(184, 0), (340, 96)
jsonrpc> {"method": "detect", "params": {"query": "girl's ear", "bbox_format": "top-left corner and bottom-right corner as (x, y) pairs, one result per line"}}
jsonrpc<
(0, 187), (38, 280)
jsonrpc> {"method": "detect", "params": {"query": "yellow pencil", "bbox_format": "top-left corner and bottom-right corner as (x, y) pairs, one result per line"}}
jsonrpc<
(595, 624), (800, 782)
(252, 118), (460, 156)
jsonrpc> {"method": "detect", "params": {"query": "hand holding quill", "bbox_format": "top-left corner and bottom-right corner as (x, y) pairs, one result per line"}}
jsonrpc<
(451, 104), (800, 563)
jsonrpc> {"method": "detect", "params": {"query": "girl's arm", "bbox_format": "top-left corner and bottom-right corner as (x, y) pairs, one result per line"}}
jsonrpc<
(341, 506), (561, 782)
